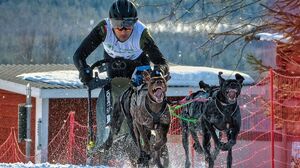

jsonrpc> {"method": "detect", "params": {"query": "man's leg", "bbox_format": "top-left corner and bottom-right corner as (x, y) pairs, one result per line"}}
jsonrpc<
(95, 77), (130, 148)
(110, 77), (131, 136)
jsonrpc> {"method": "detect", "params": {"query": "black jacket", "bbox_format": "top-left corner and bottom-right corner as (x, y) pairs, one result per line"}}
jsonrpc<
(73, 20), (169, 79)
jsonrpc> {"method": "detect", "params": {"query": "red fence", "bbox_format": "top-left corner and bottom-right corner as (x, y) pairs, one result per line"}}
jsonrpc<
(0, 69), (300, 167)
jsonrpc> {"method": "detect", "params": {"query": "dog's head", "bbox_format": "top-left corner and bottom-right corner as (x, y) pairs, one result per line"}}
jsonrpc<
(143, 66), (169, 103)
(218, 72), (244, 104)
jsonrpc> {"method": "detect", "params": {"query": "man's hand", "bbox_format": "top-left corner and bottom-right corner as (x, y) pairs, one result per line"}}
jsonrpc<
(79, 66), (93, 84)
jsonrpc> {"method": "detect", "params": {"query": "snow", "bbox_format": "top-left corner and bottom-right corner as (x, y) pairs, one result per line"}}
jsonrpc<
(0, 142), (207, 168)
(0, 162), (108, 168)
(16, 65), (255, 87)
(168, 66), (254, 86)
(17, 70), (83, 87)
(255, 32), (290, 43)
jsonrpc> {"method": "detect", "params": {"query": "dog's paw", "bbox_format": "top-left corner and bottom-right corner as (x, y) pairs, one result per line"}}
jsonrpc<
(205, 155), (211, 163)
(137, 152), (151, 165)
(204, 156), (214, 168)
(185, 160), (191, 168)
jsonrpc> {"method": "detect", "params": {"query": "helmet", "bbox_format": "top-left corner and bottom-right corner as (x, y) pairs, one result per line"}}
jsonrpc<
(109, 0), (137, 19)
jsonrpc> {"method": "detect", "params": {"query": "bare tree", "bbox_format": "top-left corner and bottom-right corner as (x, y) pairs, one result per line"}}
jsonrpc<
(137, 0), (270, 70)
(264, 0), (300, 75)
(137, 0), (300, 77)
(17, 30), (36, 64)
(243, 0), (300, 74)
(41, 31), (61, 64)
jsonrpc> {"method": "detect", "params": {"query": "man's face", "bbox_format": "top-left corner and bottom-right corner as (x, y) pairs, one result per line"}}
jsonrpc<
(113, 27), (133, 42)
(110, 18), (136, 42)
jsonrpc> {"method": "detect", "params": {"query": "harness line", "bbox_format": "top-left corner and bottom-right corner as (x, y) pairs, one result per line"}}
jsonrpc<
(168, 104), (198, 124)
(167, 97), (209, 124)
(168, 98), (204, 124)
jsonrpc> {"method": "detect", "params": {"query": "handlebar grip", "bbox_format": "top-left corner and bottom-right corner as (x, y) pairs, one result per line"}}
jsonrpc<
(90, 59), (110, 70)
(86, 78), (110, 90)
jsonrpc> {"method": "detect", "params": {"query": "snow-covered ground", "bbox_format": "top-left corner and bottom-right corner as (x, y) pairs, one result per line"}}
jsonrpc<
(0, 142), (207, 168)
(0, 162), (108, 168)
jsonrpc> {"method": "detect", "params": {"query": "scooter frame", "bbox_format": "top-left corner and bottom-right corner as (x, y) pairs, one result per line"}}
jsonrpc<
(85, 60), (111, 165)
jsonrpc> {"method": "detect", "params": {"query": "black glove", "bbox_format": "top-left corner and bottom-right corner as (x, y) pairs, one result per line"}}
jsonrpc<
(79, 66), (93, 84)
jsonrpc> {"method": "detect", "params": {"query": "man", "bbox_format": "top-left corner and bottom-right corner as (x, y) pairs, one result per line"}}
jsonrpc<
(73, 0), (169, 154)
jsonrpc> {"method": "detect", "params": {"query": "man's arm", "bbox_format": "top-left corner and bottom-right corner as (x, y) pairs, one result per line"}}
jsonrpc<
(140, 29), (169, 75)
(73, 20), (107, 70)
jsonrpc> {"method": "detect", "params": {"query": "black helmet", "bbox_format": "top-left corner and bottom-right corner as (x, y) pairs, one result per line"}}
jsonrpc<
(109, 0), (137, 19)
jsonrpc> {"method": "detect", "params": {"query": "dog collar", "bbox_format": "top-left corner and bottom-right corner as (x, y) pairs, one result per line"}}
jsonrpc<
(214, 98), (238, 117)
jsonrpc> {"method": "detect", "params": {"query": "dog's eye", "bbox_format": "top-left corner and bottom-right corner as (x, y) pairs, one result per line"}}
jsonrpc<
(150, 78), (164, 84)
(227, 82), (236, 87)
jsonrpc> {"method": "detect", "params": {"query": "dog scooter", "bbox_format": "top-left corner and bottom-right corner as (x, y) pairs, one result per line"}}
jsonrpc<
(85, 59), (111, 165)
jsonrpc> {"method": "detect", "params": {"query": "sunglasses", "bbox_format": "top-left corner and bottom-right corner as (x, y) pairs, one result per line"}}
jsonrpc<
(110, 18), (137, 29)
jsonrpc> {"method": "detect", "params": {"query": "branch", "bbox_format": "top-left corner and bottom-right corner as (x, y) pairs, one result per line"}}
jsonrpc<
(233, 41), (250, 71)
(246, 54), (271, 73)
(186, 0), (244, 24)
(151, 0), (183, 23)
(210, 36), (243, 58)
(187, 0), (263, 24)
(260, 3), (300, 19)
(137, 2), (172, 8)
(175, 0), (201, 22)
(207, 24), (269, 58)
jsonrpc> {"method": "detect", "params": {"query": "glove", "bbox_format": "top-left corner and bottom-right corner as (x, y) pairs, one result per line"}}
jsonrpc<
(79, 66), (93, 84)
(131, 65), (151, 87)
(131, 74), (143, 87)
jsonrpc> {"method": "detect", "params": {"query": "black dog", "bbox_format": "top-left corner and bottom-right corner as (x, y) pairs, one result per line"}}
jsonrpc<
(181, 72), (244, 168)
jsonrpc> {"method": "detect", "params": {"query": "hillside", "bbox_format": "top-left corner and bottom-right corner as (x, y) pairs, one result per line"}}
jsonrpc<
(0, 0), (268, 78)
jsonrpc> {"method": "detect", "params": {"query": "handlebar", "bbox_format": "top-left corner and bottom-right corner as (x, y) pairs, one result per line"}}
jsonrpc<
(86, 59), (111, 90)
(86, 58), (143, 90)
(90, 59), (111, 70)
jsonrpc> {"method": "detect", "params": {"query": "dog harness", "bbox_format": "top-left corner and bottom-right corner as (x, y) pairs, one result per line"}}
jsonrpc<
(214, 96), (238, 130)
(144, 94), (168, 130)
